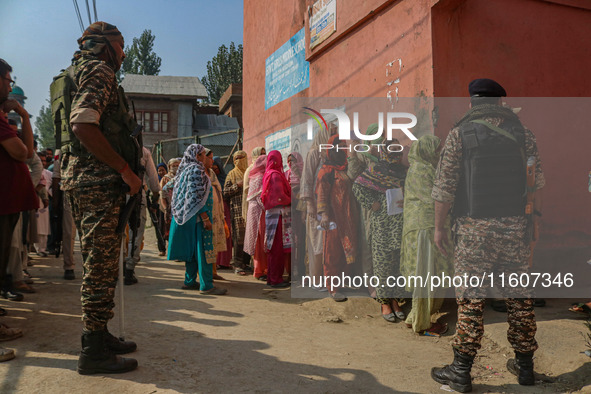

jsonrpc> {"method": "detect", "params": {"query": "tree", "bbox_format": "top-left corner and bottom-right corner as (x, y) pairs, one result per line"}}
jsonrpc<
(35, 103), (55, 150)
(201, 42), (243, 104)
(119, 29), (162, 79)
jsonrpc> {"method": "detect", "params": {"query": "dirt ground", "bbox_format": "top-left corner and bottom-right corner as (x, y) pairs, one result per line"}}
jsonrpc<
(1, 228), (590, 394)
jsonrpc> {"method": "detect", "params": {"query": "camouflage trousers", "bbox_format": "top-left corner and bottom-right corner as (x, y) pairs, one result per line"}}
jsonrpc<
(67, 183), (125, 332)
(452, 233), (538, 357)
(453, 235), (538, 356)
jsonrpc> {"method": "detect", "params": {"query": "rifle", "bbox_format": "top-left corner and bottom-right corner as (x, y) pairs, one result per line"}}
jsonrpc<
(146, 189), (166, 250)
(525, 156), (537, 267)
(115, 102), (144, 341)
(115, 104), (145, 237)
(52, 104), (64, 258)
(51, 175), (63, 258)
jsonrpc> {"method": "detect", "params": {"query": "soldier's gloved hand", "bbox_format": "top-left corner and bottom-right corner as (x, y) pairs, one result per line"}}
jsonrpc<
(121, 165), (142, 195)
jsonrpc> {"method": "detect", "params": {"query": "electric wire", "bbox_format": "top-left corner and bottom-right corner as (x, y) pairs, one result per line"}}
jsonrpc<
(72, 0), (85, 34)
(92, 0), (98, 22)
(84, 0), (92, 25)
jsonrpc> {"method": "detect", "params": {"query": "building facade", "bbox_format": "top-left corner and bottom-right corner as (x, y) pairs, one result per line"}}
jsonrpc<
(120, 74), (208, 148)
(243, 0), (591, 250)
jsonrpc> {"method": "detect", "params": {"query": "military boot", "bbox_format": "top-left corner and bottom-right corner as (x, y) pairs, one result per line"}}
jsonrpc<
(431, 348), (474, 393)
(77, 330), (138, 375)
(104, 329), (137, 355)
(124, 269), (137, 285)
(507, 351), (535, 385)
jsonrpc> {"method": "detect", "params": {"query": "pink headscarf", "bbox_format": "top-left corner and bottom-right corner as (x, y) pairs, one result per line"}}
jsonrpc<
(261, 150), (291, 210)
(249, 154), (267, 180)
(286, 152), (304, 188)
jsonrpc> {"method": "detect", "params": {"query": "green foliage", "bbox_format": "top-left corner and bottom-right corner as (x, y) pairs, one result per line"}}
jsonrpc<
(34, 102), (55, 150)
(119, 29), (162, 80)
(201, 42), (243, 104)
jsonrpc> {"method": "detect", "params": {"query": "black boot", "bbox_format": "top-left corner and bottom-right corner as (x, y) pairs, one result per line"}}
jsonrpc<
(431, 348), (474, 393)
(124, 269), (138, 285)
(104, 329), (137, 355)
(77, 330), (138, 375)
(507, 351), (535, 385)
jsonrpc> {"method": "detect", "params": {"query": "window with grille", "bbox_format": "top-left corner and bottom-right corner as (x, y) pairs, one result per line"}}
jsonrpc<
(136, 111), (170, 133)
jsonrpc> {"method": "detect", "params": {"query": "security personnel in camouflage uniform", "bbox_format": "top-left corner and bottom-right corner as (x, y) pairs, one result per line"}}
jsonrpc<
(430, 79), (544, 392)
(60, 22), (141, 375)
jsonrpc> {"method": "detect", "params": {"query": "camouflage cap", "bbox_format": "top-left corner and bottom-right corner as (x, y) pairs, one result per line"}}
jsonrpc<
(77, 21), (124, 50)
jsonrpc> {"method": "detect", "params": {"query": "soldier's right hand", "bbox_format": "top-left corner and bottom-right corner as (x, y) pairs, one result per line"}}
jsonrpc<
(121, 166), (142, 195)
(434, 228), (450, 257)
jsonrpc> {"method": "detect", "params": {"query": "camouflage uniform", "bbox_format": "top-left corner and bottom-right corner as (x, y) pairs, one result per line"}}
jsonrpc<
(61, 54), (125, 332)
(432, 115), (545, 358)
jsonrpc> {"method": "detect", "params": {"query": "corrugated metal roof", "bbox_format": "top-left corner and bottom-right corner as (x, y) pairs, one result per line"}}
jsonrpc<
(121, 74), (208, 98)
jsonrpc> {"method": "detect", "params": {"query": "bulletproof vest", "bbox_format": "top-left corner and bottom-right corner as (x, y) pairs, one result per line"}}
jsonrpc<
(453, 118), (526, 219)
(50, 57), (139, 169)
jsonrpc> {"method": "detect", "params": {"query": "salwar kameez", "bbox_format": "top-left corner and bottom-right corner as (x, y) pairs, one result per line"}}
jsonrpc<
(168, 191), (215, 291)
(400, 135), (453, 333)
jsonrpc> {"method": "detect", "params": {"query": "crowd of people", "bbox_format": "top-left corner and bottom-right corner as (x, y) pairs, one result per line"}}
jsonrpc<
(1, 19), (589, 391)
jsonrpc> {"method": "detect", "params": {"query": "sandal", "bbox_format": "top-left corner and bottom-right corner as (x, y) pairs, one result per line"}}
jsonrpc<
(13, 282), (35, 294)
(257, 275), (268, 281)
(212, 274), (225, 280)
(422, 322), (448, 337)
(569, 302), (591, 316)
(234, 268), (247, 276)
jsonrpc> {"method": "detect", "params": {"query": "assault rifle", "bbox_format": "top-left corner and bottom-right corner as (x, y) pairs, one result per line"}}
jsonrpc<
(116, 103), (145, 241)
(51, 171), (63, 258)
(146, 189), (166, 250)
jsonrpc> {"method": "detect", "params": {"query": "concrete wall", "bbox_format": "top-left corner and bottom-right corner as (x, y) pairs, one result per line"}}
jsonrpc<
(431, 0), (591, 247)
(243, 0), (437, 154)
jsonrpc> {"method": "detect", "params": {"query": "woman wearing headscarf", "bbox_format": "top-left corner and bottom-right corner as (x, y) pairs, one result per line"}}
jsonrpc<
(242, 147), (266, 220)
(159, 157), (181, 247)
(300, 122), (336, 288)
(353, 140), (407, 321)
(213, 156), (232, 269)
(224, 150), (251, 275)
(261, 150), (292, 288)
(204, 149), (227, 281)
(316, 135), (358, 301)
(401, 135), (452, 335)
(286, 152), (306, 281)
(168, 144), (227, 295)
(160, 157), (180, 190)
(157, 162), (167, 181)
(243, 154), (268, 280)
(346, 124), (382, 282)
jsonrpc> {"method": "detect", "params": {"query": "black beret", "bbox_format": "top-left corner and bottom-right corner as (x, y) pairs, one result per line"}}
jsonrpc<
(468, 78), (506, 97)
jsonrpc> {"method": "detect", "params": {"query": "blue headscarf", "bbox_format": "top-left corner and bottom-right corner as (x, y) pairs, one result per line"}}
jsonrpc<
(157, 162), (167, 180)
(171, 144), (212, 225)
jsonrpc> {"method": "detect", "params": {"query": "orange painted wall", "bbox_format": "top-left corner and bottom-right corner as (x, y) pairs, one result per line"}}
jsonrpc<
(244, 0), (591, 248)
(243, 0), (437, 154)
(431, 0), (591, 247)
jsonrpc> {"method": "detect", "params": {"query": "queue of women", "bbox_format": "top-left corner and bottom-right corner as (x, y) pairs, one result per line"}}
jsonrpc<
(158, 123), (452, 336)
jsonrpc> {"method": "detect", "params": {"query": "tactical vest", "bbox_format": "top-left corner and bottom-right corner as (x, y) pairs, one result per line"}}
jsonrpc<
(453, 119), (526, 219)
(50, 58), (139, 169)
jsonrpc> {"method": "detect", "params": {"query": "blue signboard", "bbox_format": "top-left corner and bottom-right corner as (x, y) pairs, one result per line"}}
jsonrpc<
(265, 28), (310, 110)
